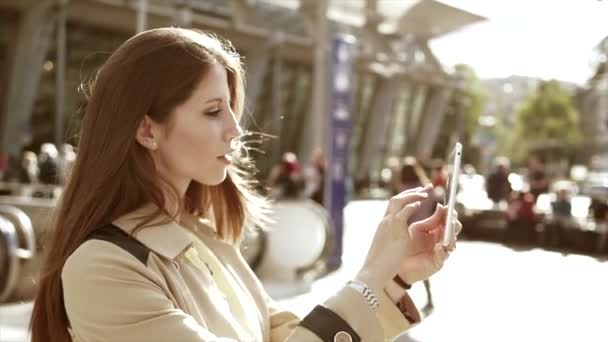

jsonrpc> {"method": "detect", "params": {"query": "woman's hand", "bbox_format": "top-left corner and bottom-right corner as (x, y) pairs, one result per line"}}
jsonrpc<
(355, 186), (431, 296)
(398, 204), (462, 285)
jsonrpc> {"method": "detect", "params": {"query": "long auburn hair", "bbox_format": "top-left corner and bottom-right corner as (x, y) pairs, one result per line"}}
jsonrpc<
(29, 28), (269, 342)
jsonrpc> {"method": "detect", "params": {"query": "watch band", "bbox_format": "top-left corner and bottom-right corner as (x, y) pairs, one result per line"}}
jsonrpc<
(346, 280), (379, 312)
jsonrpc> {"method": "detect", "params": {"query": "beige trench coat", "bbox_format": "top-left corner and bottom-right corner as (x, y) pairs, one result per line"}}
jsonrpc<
(62, 205), (420, 341)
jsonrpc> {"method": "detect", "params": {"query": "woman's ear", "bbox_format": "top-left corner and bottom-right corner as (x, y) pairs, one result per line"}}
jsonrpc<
(136, 115), (159, 151)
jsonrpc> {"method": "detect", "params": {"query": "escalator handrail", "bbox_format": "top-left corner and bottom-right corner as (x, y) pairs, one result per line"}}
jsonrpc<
(0, 205), (36, 260)
(0, 216), (20, 302)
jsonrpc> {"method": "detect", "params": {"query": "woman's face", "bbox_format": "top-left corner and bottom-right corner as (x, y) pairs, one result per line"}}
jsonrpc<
(152, 63), (242, 193)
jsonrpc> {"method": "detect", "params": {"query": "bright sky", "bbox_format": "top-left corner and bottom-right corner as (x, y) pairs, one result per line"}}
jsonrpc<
(429, 0), (608, 84)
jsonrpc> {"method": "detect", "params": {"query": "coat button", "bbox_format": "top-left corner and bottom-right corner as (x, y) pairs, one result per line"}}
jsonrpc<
(334, 331), (353, 342)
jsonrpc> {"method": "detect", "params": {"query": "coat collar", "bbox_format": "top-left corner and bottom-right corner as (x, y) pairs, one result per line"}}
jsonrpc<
(112, 203), (193, 260)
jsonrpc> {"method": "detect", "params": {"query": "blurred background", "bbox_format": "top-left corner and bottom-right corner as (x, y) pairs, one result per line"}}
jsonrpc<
(0, 0), (607, 341)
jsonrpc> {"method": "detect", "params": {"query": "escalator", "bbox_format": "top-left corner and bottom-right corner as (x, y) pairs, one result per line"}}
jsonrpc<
(0, 205), (37, 303)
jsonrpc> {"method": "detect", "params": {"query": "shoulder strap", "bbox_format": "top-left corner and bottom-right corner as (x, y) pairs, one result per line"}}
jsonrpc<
(88, 224), (150, 266)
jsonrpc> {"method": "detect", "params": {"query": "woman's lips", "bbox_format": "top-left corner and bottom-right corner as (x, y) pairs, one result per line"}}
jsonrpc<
(217, 154), (232, 164)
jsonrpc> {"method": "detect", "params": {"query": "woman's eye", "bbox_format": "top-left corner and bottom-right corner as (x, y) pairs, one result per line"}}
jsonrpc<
(205, 109), (221, 117)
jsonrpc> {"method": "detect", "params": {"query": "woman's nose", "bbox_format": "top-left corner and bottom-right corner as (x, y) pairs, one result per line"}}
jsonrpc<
(224, 113), (243, 143)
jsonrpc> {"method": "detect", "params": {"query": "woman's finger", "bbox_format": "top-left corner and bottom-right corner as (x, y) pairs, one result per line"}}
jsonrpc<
(454, 219), (463, 236)
(385, 184), (433, 213)
(386, 192), (429, 215)
(446, 238), (456, 252)
(393, 201), (422, 238)
(393, 184), (433, 198)
(433, 242), (449, 269)
(410, 204), (447, 232)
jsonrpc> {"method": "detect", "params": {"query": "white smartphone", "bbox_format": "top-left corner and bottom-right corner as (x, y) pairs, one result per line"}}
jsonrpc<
(442, 142), (462, 247)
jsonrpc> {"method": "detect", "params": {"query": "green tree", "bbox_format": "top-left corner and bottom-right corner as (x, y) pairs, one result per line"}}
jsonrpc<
(433, 64), (486, 165)
(513, 80), (581, 163)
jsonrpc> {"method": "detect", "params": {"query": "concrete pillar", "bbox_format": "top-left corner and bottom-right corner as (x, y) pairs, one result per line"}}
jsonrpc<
(407, 84), (428, 147)
(241, 33), (286, 130)
(355, 76), (400, 180)
(174, 0), (192, 28)
(1, 0), (56, 155)
(228, 0), (257, 28)
(270, 46), (285, 163)
(415, 86), (453, 159)
(55, 0), (67, 148)
(135, 0), (147, 33)
(298, 0), (328, 163)
(385, 81), (412, 158)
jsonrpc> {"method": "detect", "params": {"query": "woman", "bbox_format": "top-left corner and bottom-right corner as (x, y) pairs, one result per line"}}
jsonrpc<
(30, 28), (460, 342)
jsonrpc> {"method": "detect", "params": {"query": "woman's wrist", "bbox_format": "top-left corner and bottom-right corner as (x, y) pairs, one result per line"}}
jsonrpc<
(397, 269), (418, 286)
(346, 280), (380, 312)
(385, 279), (407, 304)
(354, 270), (383, 299)
(393, 274), (413, 290)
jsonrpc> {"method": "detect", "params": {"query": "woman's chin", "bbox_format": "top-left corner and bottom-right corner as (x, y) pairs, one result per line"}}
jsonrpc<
(197, 172), (227, 186)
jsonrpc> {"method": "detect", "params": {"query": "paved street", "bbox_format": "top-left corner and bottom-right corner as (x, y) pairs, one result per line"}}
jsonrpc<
(2, 200), (608, 341)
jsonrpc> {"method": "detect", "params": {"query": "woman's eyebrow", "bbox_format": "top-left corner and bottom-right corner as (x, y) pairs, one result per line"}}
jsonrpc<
(203, 98), (223, 105)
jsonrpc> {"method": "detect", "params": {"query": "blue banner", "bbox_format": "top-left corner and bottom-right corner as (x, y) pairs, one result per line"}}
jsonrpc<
(325, 35), (355, 269)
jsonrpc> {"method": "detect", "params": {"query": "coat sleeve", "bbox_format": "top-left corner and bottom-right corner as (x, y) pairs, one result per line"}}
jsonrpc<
(62, 240), (231, 342)
(268, 285), (421, 342)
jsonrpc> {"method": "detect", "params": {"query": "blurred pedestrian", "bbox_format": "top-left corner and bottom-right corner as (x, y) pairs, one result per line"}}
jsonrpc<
(551, 189), (572, 218)
(429, 158), (447, 189)
(267, 151), (304, 199)
(590, 195), (608, 251)
(38, 143), (60, 185)
(590, 195), (608, 224)
(2, 151), (38, 184)
(0, 154), (19, 183)
(505, 191), (537, 244)
(303, 148), (326, 205)
(21, 150), (39, 184)
(58, 143), (77, 183)
(544, 188), (573, 248)
(30, 28), (462, 342)
(486, 157), (512, 206)
(527, 155), (549, 201)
